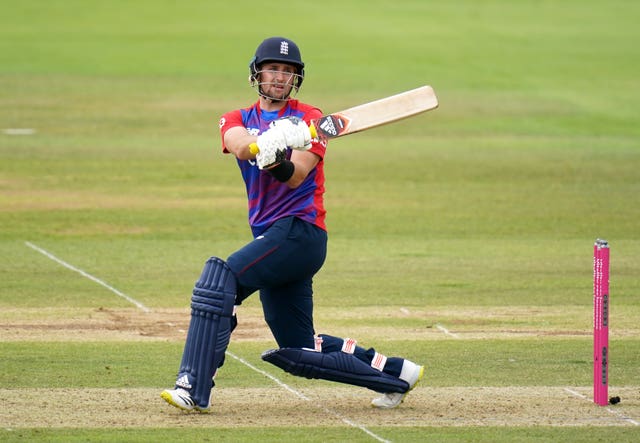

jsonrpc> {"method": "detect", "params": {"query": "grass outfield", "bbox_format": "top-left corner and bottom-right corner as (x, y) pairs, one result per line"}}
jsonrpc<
(1, 0), (639, 441)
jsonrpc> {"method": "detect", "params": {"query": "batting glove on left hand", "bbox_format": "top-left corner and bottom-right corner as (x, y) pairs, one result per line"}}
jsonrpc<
(255, 129), (287, 170)
(269, 116), (313, 151)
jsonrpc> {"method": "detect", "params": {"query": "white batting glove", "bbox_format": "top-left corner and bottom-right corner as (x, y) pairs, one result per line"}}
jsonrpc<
(255, 129), (287, 170)
(270, 116), (312, 151)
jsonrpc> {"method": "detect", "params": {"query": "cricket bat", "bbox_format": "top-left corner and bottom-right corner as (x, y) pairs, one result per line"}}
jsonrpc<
(249, 85), (438, 154)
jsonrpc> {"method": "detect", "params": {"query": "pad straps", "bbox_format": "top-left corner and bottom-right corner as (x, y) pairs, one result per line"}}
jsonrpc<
(262, 347), (410, 394)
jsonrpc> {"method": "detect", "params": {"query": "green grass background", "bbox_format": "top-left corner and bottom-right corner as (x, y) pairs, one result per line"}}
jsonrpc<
(1, 0), (639, 441)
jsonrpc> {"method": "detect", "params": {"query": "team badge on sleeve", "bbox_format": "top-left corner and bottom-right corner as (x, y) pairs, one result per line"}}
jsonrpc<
(219, 117), (226, 129)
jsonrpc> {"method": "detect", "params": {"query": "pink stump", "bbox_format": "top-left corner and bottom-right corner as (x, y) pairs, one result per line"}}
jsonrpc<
(593, 239), (610, 406)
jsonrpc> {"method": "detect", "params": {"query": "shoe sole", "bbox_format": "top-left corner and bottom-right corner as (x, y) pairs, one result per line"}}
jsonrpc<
(371, 365), (425, 409)
(160, 390), (210, 413)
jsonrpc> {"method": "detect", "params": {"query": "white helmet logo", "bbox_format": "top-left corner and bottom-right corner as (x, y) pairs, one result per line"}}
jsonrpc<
(280, 41), (289, 55)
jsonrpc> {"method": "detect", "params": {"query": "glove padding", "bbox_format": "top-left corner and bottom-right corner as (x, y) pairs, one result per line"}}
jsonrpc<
(255, 128), (287, 170)
(269, 116), (312, 151)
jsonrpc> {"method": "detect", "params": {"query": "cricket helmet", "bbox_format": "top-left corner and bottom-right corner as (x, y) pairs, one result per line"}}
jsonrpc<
(249, 37), (305, 90)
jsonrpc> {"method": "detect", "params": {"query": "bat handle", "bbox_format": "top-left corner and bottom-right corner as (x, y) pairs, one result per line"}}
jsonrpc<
(249, 123), (318, 155)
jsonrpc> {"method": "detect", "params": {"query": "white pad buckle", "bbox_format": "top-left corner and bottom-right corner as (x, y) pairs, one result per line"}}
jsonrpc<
(341, 338), (357, 354)
(314, 335), (323, 352)
(371, 352), (387, 372)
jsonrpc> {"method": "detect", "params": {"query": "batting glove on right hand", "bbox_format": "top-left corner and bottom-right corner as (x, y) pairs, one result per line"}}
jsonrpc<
(255, 128), (287, 170)
(269, 116), (312, 151)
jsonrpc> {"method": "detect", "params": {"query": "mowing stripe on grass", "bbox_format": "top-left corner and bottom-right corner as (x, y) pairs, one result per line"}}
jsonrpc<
(24, 241), (389, 442)
(24, 241), (151, 313)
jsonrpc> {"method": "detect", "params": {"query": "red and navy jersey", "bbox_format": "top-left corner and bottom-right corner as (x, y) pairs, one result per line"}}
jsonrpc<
(219, 100), (327, 237)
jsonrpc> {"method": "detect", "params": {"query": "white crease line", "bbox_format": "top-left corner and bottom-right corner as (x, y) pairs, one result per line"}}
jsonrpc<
(226, 351), (309, 400)
(564, 388), (639, 426)
(4, 128), (35, 135)
(563, 388), (587, 399)
(225, 351), (390, 442)
(24, 241), (388, 442)
(24, 241), (151, 313)
(435, 323), (459, 338)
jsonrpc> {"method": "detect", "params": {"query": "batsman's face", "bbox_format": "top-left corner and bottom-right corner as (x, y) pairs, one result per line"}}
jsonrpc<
(258, 62), (298, 100)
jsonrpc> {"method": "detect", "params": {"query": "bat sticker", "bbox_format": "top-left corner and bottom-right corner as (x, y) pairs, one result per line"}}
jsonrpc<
(315, 114), (351, 139)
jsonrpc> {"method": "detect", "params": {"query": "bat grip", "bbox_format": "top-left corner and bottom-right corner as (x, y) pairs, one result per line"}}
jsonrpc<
(248, 123), (318, 156)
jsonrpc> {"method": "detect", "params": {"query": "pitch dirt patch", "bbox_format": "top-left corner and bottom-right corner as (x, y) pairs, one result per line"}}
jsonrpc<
(1, 387), (638, 429)
(2, 306), (639, 431)
(0, 307), (273, 342)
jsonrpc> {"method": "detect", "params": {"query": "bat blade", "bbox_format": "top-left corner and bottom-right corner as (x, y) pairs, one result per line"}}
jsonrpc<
(248, 85), (438, 155)
(312, 85), (438, 139)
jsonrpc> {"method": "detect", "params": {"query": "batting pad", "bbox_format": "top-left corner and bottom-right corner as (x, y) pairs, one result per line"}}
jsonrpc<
(176, 257), (236, 408)
(262, 348), (410, 394)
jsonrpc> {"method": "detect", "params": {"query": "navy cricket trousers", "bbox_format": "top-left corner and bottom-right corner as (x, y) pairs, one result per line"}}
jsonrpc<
(226, 216), (405, 378)
(226, 216), (326, 349)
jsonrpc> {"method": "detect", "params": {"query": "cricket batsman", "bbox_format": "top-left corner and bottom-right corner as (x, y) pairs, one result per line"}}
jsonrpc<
(161, 36), (424, 412)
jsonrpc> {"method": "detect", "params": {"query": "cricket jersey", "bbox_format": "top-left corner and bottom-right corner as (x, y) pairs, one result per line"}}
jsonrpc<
(219, 100), (327, 237)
